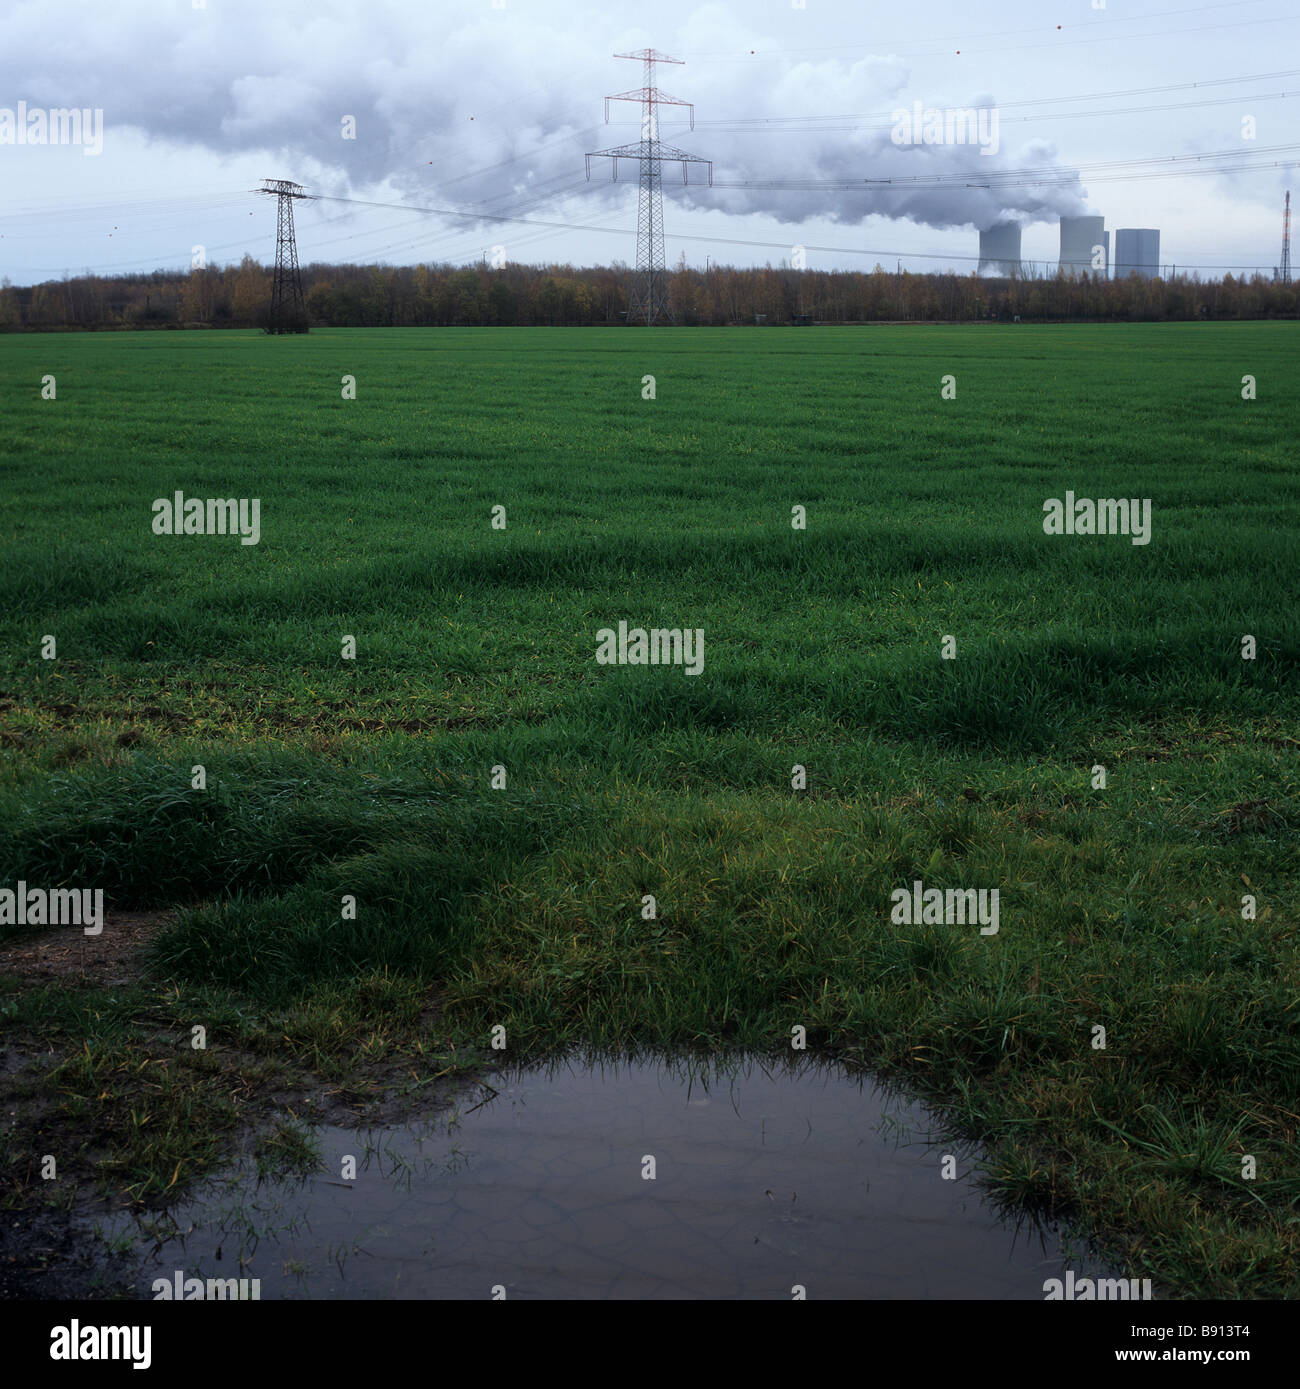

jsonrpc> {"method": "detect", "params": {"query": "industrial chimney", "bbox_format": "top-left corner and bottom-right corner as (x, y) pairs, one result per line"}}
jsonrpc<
(1059, 216), (1108, 277)
(978, 222), (1022, 276)
(1114, 229), (1160, 280)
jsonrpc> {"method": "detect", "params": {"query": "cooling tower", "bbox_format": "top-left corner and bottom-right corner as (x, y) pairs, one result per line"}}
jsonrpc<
(978, 222), (1022, 275)
(1114, 228), (1160, 280)
(1059, 216), (1108, 277)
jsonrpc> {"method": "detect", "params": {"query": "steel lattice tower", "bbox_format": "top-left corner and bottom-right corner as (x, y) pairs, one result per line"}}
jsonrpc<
(256, 179), (310, 333)
(587, 50), (711, 325)
(1280, 190), (1292, 286)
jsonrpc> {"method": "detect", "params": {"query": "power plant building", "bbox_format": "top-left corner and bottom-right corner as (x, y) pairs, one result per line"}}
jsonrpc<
(1113, 228), (1160, 280)
(1059, 216), (1109, 277)
(978, 222), (1022, 275)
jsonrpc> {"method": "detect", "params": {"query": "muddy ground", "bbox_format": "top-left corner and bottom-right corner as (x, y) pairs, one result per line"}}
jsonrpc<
(0, 912), (486, 1299)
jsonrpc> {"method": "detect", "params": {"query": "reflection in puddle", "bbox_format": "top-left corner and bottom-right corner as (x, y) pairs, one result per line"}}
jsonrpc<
(102, 1053), (1118, 1298)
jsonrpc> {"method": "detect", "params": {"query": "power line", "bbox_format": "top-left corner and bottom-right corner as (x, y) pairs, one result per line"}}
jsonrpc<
(670, 91), (1297, 137)
(15, 141), (1292, 278)
(0, 193), (249, 231)
(686, 0), (1280, 55)
(661, 68), (1300, 132)
(717, 144), (1300, 190)
(662, 231), (1278, 274)
(694, 69), (1300, 126)
(689, 4), (1291, 62)
(301, 180), (594, 267)
(308, 189), (1282, 274)
(312, 143), (1295, 229)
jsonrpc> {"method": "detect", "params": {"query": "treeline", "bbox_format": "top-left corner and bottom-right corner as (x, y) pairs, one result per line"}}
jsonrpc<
(1, 253), (1295, 329)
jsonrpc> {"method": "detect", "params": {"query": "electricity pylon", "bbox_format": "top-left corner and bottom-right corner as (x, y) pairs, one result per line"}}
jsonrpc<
(586, 50), (711, 325)
(256, 179), (310, 333)
(1280, 190), (1292, 286)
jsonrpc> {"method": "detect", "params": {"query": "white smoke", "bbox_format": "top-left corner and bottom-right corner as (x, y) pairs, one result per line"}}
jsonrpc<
(0, 0), (1088, 237)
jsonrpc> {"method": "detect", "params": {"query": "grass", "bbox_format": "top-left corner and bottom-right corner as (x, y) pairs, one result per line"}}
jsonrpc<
(0, 323), (1297, 1297)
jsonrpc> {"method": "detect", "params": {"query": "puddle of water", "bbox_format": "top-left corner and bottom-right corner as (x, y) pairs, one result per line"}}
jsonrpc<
(103, 1054), (1119, 1299)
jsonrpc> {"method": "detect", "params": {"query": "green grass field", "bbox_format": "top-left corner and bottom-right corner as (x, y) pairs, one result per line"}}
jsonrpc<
(1, 324), (1297, 1297)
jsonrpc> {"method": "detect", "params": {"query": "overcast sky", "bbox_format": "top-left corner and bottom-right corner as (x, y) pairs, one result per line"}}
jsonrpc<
(0, 0), (1294, 285)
